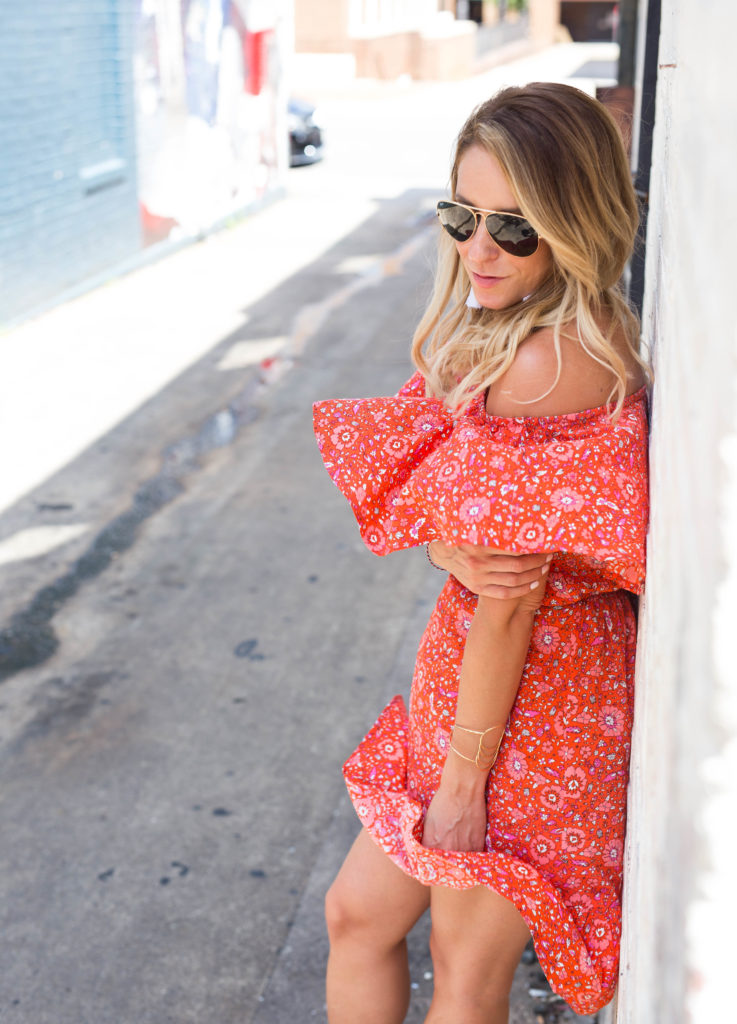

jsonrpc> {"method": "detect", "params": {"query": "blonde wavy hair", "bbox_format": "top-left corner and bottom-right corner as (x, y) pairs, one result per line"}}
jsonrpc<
(411, 82), (651, 417)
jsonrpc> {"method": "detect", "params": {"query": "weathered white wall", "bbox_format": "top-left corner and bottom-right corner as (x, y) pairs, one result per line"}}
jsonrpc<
(617, 2), (737, 1021)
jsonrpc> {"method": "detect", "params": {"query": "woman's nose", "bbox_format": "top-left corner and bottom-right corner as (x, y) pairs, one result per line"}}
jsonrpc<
(467, 221), (501, 261)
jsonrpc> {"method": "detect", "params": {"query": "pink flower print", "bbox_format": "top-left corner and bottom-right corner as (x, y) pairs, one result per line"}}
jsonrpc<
(378, 737), (403, 761)
(509, 861), (532, 880)
(515, 521), (546, 550)
(505, 748), (528, 780)
(330, 425), (358, 448)
(436, 458), (461, 484)
(434, 726), (451, 756)
(459, 496), (491, 524)
(355, 801), (377, 829)
(568, 892), (594, 917)
(383, 435), (410, 460)
(385, 485), (406, 510)
(505, 418), (526, 438)
(562, 765), (587, 800)
(588, 918), (613, 951)
(558, 743), (576, 762)
(602, 837), (624, 869)
(412, 412), (442, 434)
(578, 947), (595, 974)
(598, 705), (625, 736)
(551, 487), (585, 513)
(363, 525), (387, 553)
(455, 424), (478, 443)
(539, 784), (566, 812)
(562, 694), (580, 718)
(531, 834), (557, 865)
(455, 608), (473, 636)
(533, 623), (560, 654)
(561, 827), (588, 855)
(562, 631), (581, 657)
(600, 953), (618, 976)
(549, 442), (575, 461)
(417, 861), (439, 884)
(616, 472), (639, 503)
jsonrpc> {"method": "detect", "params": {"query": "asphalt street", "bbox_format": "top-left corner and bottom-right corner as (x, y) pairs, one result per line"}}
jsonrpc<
(0, 42), (614, 1024)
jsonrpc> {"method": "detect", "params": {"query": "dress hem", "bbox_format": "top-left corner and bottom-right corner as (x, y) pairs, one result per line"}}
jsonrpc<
(343, 695), (618, 1018)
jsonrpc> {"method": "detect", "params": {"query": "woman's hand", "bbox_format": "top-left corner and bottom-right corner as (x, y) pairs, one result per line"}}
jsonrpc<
(428, 541), (553, 599)
(422, 762), (488, 853)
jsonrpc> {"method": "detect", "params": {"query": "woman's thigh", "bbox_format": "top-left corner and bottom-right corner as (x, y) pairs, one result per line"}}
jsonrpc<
(326, 828), (430, 946)
(429, 884), (531, 999)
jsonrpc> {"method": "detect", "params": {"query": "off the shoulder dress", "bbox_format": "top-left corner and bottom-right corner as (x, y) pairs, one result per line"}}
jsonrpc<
(313, 371), (649, 1015)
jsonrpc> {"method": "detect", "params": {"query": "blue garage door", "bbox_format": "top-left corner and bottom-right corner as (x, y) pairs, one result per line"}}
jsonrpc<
(0, 0), (141, 325)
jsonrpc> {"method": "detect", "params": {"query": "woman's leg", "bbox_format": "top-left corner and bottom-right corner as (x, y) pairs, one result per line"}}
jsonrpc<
(426, 885), (531, 1024)
(325, 828), (430, 1024)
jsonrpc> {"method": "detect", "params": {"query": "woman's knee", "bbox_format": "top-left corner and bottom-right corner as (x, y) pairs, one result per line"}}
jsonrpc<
(324, 876), (368, 943)
(430, 927), (515, 1011)
(325, 829), (430, 948)
(428, 891), (528, 1005)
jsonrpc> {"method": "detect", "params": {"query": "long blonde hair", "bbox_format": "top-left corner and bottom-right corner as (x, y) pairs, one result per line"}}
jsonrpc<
(412, 83), (651, 417)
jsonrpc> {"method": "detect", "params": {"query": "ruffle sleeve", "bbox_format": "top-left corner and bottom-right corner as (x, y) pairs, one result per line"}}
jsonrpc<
(313, 375), (649, 597)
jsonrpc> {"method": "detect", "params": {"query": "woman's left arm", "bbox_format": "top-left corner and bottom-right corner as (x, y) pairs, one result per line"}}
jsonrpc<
(422, 581), (547, 852)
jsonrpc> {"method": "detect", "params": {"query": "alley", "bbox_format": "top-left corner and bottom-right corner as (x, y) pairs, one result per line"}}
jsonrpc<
(0, 44), (614, 1024)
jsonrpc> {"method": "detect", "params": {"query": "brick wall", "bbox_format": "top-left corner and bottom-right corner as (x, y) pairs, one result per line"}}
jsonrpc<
(617, 1), (737, 1020)
(294, 0), (348, 51)
(0, 0), (141, 325)
(0, 0), (291, 327)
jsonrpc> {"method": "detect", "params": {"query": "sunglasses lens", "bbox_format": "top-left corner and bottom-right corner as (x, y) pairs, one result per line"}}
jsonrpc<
(437, 201), (476, 242)
(485, 213), (538, 257)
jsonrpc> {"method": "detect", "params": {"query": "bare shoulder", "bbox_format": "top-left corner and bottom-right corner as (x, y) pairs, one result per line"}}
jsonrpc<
(486, 316), (647, 418)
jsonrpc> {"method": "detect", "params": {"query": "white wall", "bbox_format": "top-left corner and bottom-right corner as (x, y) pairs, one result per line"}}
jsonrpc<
(617, 2), (737, 1021)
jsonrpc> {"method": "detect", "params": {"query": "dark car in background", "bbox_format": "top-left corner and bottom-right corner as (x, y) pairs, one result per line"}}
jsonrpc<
(288, 97), (324, 166)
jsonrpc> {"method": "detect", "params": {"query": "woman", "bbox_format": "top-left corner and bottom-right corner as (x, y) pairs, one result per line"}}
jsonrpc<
(313, 83), (650, 1023)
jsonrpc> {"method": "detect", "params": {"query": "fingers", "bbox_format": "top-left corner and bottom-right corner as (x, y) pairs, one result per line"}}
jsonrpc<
(476, 580), (538, 599)
(441, 544), (556, 597)
(484, 565), (550, 589)
(465, 562), (549, 598)
(455, 547), (553, 573)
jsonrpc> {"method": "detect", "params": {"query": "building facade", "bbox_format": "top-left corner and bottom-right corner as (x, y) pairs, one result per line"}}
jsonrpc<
(616, 0), (737, 1021)
(0, 0), (291, 326)
(294, 0), (558, 80)
(295, 0), (476, 80)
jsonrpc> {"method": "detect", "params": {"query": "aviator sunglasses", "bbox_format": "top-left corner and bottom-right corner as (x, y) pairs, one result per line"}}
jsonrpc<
(436, 200), (539, 258)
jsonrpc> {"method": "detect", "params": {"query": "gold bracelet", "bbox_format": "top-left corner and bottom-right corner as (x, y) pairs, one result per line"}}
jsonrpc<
(449, 723), (504, 771)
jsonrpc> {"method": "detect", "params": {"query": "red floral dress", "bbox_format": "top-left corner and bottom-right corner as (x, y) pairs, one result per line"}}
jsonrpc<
(312, 372), (649, 1015)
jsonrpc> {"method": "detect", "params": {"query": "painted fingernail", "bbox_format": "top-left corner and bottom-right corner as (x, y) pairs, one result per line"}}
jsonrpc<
(546, 555), (553, 563)
(542, 564), (549, 574)
(530, 581), (539, 590)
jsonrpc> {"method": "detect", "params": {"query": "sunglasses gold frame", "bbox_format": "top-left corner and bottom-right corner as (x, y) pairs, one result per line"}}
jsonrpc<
(436, 200), (540, 257)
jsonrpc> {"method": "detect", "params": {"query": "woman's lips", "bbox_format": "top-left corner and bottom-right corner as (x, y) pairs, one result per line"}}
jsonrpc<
(471, 272), (504, 288)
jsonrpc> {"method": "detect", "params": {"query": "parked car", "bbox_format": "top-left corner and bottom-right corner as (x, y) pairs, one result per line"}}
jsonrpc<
(288, 97), (324, 166)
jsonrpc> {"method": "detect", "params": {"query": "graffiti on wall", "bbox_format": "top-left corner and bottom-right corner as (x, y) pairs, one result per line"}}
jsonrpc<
(134, 0), (283, 245)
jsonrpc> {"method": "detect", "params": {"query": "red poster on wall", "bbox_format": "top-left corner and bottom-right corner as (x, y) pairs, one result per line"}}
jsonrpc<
(244, 29), (272, 95)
